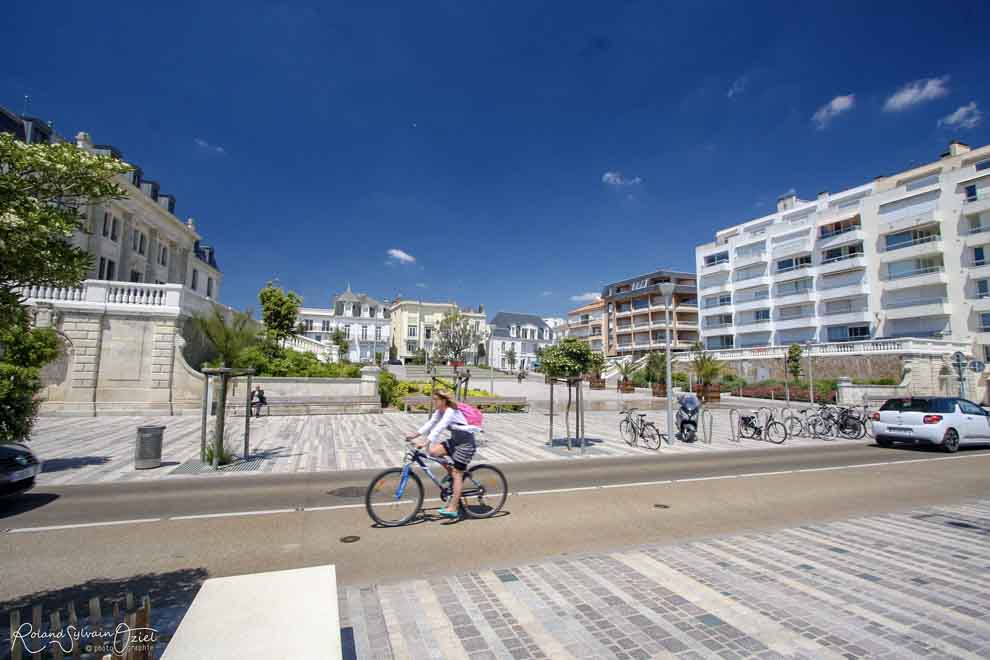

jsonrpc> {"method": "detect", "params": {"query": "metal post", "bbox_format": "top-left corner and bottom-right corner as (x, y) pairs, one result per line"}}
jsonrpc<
(243, 375), (252, 459)
(578, 379), (586, 454)
(808, 346), (815, 406)
(664, 297), (674, 446)
(214, 373), (227, 469)
(200, 375), (210, 462)
(548, 378), (554, 446)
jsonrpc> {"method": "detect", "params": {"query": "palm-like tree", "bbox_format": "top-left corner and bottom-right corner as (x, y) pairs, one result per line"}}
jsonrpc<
(644, 351), (667, 385)
(192, 305), (259, 367)
(616, 360), (638, 389)
(691, 341), (722, 400)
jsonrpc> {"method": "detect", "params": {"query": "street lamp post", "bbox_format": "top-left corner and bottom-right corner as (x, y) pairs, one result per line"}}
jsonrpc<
(806, 339), (816, 405)
(659, 282), (676, 446)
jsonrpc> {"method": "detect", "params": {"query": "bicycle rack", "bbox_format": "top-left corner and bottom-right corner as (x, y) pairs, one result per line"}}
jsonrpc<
(700, 408), (714, 444)
(728, 408), (741, 443)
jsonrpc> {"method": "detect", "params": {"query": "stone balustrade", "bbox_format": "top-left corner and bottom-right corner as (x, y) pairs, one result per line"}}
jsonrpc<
(676, 337), (971, 363)
(22, 279), (220, 318)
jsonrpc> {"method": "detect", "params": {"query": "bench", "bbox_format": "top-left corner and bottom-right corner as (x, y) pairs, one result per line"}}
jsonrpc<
(236, 395), (381, 416)
(400, 395), (530, 413)
(162, 565), (341, 660)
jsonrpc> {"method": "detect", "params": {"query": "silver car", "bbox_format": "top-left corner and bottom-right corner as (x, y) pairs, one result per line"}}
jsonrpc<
(872, 397), (990, 452)
(0, 442), (42, 496)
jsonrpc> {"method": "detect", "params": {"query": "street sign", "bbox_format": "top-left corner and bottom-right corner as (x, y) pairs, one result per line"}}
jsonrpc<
(970, 360), (986, 373)
(951, 351), (968, 374)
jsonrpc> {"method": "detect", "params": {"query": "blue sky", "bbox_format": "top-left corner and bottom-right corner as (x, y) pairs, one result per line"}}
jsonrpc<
(4, 2), (989, 317)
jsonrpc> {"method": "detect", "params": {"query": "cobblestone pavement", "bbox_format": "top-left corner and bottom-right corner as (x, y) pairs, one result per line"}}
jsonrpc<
(339, 499), (990, 659)
(30, 408), (862, 486)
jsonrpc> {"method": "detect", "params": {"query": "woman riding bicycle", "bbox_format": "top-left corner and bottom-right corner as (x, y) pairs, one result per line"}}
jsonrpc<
(405, 388), (479, 518)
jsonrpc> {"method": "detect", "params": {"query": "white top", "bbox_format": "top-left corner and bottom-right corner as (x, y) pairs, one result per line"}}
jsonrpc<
(418, 407), (478, 445)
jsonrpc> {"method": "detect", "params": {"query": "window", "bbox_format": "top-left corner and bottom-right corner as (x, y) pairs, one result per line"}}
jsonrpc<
(982, 313), (990, 331)
(822, 242), (864, 264)
(965, 184), (977, 201)
(978, 280), (990, 299)
(406, 341), (417, 353)
(884, 226), (939, 251)
(102, 213), (110, 237)
(105, 259), (116, 281)
(819, 218), (861, 239)
(632, 278), (648, 290)
(344, 325), (350, 339)
(206, 277), (213, 298)
(975, 247), (986, 266)
(139, 234), (146, 255)
(159, 246), (168, 267)
(129, 270), (141, 283)
(849, 325), (869, 339)
(424, 326), (433, 340)
(827, 324), (869, 341)
(304, 319), (314, 331)
(314, 335), (322, 342)
(754, 309), (771, 321)
(132, 230), (139, 251)
(361, 325), (368, 340)
(704, 251), (729, 266)
(501, 342), (506, 351)
(375, 326), (382, 341)
(408, 325), (417, 338)
(110, 217), (119, 242)
(98, 257), (106, 279)
(958, 400), (985, 415)
(776, 255), (811, 273)
(976, 159), (990, 172)
(776, 278), (813, 297)
(904, 173), (938, 191)
(322, 320), (331, 332)
(191, 269), (199, 290)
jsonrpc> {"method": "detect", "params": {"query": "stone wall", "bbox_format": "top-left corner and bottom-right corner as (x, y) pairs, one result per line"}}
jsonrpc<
(716, 355), (902, 383)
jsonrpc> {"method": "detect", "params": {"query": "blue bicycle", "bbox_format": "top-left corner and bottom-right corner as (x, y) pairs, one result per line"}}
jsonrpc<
(365, 441), (508, 526)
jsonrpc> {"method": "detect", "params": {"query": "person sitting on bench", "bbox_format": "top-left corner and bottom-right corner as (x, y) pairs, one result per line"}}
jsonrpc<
(251, 385), (267, 417)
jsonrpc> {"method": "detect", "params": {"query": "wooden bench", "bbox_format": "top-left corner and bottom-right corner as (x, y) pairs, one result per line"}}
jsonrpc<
(400, 395), (530, 413)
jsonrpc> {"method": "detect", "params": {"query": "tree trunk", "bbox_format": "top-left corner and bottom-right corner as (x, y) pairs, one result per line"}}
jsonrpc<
(565, 383), (572, 448)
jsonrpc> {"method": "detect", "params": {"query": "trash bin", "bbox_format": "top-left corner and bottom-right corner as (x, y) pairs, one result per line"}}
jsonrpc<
(135, 425), (165, 469)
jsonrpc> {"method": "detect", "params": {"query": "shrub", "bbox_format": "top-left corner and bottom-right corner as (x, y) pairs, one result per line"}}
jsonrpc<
(204, 441), (235, 466)
(720, 373), (747, 391)
(378, 370), (399, 408)
(0, 325), (60, 443)
(672, 372), (689, 389)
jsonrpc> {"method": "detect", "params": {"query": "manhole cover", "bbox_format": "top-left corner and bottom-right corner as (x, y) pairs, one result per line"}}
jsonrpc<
(340, 536), (361, 544)
(328, 486), (365, 498)
(654, 504), (670, 509)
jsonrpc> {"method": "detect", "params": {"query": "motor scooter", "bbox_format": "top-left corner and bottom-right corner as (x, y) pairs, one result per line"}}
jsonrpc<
(676, 392), (701, 442)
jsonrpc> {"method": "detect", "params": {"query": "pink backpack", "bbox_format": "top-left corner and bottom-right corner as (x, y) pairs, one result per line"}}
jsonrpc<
(457, 402), (484, 428)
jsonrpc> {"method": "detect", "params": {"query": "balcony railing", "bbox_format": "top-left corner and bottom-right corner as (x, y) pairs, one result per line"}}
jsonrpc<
(968, 223), (990, 235)
(883, 234), (940, 252)
(775, 262), (812, 274)
(779, 310), (814, 320)
(735, 291), (771, 304)
(736, 317), (771, 326)
(20, 279), (219, 317)
(703, 321), (733, 329)
(734, 270), (767, 282)
(703, 300), (732, 309)
(885, 265), (945, 280)
(821, 251), (864, 265)
(818, 224), (861, 240)
(884, 297), (948, 309)
(823, 306), (867, 316)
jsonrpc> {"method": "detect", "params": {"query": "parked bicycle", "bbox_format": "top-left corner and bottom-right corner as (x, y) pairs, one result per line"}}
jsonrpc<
(365, 441), (508, 526)
(619, 408), (664, 450)
(737, 407), (787, 444)
(808, 404), (865, 439)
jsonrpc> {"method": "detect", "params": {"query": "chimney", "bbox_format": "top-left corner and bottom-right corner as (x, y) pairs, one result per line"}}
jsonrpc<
(75, 131), (93, 149)
(948, 140), (971, 157)
(817, 190), (829, 207)
(777, 192), (797, 212)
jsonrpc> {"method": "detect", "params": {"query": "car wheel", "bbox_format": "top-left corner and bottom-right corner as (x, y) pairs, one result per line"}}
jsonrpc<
(875, 436), (892, 448)
(942, 429), (960, 453)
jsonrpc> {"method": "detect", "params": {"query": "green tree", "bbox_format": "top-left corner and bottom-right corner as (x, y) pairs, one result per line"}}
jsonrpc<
(786, 343), (803, 381)
(539, 337), (600, 379)
(431, 310), (487, 363)
(644, 350), (667, 385)
(691, 341), (723, 400)
(192, 305), (260, 367)
(476, 341), (487, 366)
(615, 360), (638, 387)
(0, 133), (131, 325)
(0, 133), (130, 443)
(505, 346), (517, 370)
(258, 281), (301, 348)
(329, 328), (350, 362)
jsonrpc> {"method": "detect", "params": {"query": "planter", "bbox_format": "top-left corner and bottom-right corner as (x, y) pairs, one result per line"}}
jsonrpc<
(588, 377), (606, 390)
(651, 383), (666, 397)
(694, 384), (721, 401)
(618, 381), (635, 393)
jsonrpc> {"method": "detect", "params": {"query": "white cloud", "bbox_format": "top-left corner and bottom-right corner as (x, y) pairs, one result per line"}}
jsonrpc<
(883, 76), (949, 112)
(602, 171), (642, 186)
(416, 282), (427, 288)
(811, 94), (855, 130)
(938, 101), (983, 129)
(386, 248), (416, 265)
(193, 137), (225, 154)
(541, 290), (553, 297)
(727, 75), (748, 99)
(570, 292), (601, 302)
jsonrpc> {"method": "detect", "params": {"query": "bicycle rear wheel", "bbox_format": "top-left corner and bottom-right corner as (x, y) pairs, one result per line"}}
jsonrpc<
(785, 416), (804, 438)
(366, 468), (424, 527)
(765, 421), (787, 444)
(620, 419), (637, 446)
(460, 464), (508, 519)
(641, 423), (663, 450)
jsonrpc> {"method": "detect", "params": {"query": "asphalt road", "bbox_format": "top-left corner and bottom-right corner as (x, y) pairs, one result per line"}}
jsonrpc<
(2, 443), (990, 604)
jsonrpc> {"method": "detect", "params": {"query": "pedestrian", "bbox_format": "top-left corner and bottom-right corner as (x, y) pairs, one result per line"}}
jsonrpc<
(251, 384), (267, 417)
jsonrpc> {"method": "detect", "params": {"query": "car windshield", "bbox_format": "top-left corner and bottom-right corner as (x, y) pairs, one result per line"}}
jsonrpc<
(880, 398), (955, 413)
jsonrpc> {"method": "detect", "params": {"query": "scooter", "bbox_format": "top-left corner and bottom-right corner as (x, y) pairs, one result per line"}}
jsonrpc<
(676, 393), (701, 443)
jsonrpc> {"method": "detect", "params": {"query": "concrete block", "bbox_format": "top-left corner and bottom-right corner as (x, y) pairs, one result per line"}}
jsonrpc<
(162, 565), (341, 660)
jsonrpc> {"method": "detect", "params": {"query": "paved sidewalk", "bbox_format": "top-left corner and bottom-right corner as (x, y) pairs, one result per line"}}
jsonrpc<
(30, 409), (863, 486)
(340, 499), (990, 659)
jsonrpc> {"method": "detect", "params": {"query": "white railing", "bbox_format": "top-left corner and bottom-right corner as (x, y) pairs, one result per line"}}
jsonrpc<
(821, 251), (864, 265)
(20, 279), (222, 316)
(679, 337), (970, 362)
(285, 334), (337, 362)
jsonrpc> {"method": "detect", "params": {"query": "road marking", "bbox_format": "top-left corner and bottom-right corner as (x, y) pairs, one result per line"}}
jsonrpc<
(7, 518), (161, 533)
(169, 508), (296, 521)
(7, 452), (990, 533)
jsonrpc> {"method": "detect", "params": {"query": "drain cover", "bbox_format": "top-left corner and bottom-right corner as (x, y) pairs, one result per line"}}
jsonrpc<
(328, 486), (365, 498)
(654, 504), (670, 509)
(340, 536), (360, 544)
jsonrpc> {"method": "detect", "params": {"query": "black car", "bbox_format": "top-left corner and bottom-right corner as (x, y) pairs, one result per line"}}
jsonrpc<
(0, 443), (42, 496)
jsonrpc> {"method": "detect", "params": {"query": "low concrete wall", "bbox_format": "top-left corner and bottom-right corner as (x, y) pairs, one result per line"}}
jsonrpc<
(238, 377), (364, 399)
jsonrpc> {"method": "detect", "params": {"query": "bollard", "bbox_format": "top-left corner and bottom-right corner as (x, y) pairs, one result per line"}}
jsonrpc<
(700, 409), (714, 444)
(728, 408), (740, 443)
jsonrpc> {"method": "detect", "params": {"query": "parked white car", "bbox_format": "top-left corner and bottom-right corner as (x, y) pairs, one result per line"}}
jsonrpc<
(872, 397), (990, 452)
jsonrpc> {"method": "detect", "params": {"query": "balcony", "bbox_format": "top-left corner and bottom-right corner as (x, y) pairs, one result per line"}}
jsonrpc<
(878, 208), (938, 236)
(964, 225), (990, 246)
(703, 323), (734, 336)
(773, 263), (815, 281)
(771, 237), (813, 260)
(775, 314), (817, 330)
(735, 317), (772, 333)
(818, 280), (869, 300)
(19, 279), (218, 317)
(702, 299), (732, 310)
(816, 204), (860, 225)
(701, 260), (731, 273)
(734, 251), (768, 268)
(821, 310), (873, 326)
(773, 287), (816, 304)
(879, 236), (942, 261)
(883, 297), (951, 320)
(732, 273), (770, 289)
(733, 293), (771, 311)
(963, 195), (990, 216)
(818, 253), (867, 275)
(971, 294), (990, 313)
(816, 227), (865, 251)
(882, 266), (948, 290)
(699, 279), (731, 294)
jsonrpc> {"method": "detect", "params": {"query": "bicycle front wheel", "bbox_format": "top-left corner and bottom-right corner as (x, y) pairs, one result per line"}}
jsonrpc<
(765, 421), (787, 444)
(366, 468), (424, 527)
(641, 423), (663, 450)
(460, 464), (508, 519)
(620, 419), (638, 446)
(785, 416), (804, 438)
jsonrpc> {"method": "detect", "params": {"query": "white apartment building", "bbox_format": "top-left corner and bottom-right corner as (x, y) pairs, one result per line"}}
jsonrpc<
(489, 313), (556, 370)
(565, 300), (606, 353)
(389, 299), (488, 364)
(695, 141), (990, 359)
(298, 285), (391, 362)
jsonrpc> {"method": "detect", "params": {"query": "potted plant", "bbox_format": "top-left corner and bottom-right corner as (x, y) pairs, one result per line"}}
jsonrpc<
(691, 341), (723, 402)
(587, 352), (606, 389)
(644, 351), (667, 397)
(616, 360), (637, 393)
